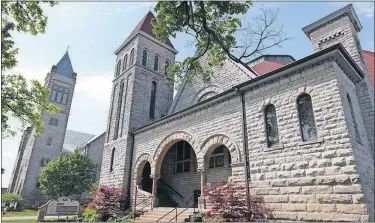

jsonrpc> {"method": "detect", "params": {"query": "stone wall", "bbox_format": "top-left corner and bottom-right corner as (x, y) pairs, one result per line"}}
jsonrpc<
(127, 57), (373, 221)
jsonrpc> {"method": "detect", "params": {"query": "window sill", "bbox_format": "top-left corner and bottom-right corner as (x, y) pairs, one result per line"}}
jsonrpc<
(298, 138), (324, 146)
(264, 144), (284, 152)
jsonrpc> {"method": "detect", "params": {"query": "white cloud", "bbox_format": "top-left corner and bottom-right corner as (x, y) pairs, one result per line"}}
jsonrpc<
(355, 2), (374, 18)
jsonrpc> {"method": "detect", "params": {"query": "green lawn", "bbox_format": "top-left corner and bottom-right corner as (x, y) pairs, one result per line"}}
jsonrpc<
(2, 219), (36, 222)
(2, 209), (38, 217)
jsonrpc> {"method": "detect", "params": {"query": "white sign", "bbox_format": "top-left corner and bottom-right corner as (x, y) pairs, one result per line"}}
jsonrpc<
(44, 197), (80, 216)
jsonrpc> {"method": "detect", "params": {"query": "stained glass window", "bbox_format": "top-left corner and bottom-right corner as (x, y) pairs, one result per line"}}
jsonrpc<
(176, 141), (191, 173)
(116, 60), (121, 77)
(110, 148), (115, 172)
(129, 49), (135, 65)
(297, 94), (317, 141)
(142, 50), (148, 66)
(123, 54), (128, 71)
(154, 55), (159, 71)
(265, 104), (279, 147)
(149, 81), (157, 119)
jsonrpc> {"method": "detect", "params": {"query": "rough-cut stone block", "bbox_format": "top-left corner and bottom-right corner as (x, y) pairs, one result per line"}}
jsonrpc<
(270, 179), (286, 187)
(302, 185), (333, 194)
(289, 195), (316, 203)
(263, 195), (289, 203)
(317, 159), (332, 167)
(332, 213), (362, 221)
(322, 150), (336, 158)
(287, 177), (316, 186)
(298, 212), (334, 221)
(306, 204), (336, 213)
(291, 169), (305, 177)
(334, 185), (362, 194)
(306, 168), (324, 176)
(282, 203), (307, 212)
(336, 204), (367, 214)
(335, 175), (351, 184)
(271, 211), (298, 220)
(332, 157), (346, 166)
(316, 194), (352, 204)
(342, 165), (357, 174)
(279, 186), (301, 194)
(316, 176), (336, 185)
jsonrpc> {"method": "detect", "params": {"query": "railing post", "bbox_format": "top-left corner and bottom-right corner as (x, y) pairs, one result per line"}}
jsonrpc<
(175, 207), (177, 222)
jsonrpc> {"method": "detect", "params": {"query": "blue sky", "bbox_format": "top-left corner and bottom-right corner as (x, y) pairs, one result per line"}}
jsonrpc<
(2, 2), (374, 187)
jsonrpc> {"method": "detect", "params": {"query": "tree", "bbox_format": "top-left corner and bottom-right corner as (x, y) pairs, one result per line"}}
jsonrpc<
(2, 193), (23, 205)
(1, 1), (59, 138)
(152, 1), (290, 87)
(88, 185), (126, 221)
(203, 181), (269, 222)
(39, 150), (97, 198)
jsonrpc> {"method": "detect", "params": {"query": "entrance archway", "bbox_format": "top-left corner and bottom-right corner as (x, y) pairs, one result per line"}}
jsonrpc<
(141, 162), (152, 193)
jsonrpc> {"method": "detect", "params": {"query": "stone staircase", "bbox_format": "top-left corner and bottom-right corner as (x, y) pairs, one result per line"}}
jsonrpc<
(158, 189), (178, 207)
(135, 207), (196, 222)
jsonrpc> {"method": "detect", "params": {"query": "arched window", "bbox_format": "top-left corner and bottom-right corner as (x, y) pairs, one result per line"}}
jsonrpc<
(149, 81), (157, 119)
(142, 49), (148, 66)
(110, 148), (115, 172)
(264, 104), (279, 147)
(115, 60), (121, 77)
(165, 60), (170, 74)
(123, 54), (128, 71)
(297, 94), (317, 141)
(154, 55), (159, 71)
(113, 81), (125, 140)
(209, 146), (225, 168)
(347, 94), (360, 142)
(129, 48), (135, 65)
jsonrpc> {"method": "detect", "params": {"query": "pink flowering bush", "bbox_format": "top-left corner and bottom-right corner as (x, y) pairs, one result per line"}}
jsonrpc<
(203, 181), (269, 222)
(88, 185), (126, 221)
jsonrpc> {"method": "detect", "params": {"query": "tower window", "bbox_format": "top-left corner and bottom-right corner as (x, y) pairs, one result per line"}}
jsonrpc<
(110, 148), (115, 172)
(209, 146), (225, 168)
(36, 178), (41, 189)
(47, 137), (52, 146)
(347, 94), (361, 143)
(154, 55), (159, 71)
(297, 94), (317, 141)
(50, 86), (68, 104)
(165, 60), (170, 74)
(113, 81), (125, 140)
(129, 49), (135, 65)
(115, 60), (121, 77)
(120, 74), (131, 137)
(123, 54), (128, 71)
(265, 104), (279, 147)
(149, 81), (157, 119)
(142, 49), (148, 67)
(40, 158), (50, 167)
(107, 84), (117, 143)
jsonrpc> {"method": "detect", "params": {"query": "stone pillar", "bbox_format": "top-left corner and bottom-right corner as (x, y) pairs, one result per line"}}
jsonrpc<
(151, 174), (160, 208)
(198, 169), (206, 210)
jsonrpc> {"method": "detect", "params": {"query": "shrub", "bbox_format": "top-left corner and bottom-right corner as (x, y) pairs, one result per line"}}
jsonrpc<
(88, 185), (126, 221)
(82, 207), (100, 222)
(2, 193), (23, 207)
(203, 181), (269, 222)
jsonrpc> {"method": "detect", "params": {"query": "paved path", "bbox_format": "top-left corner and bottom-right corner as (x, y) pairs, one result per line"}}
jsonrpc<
(2, 215), (36, 220)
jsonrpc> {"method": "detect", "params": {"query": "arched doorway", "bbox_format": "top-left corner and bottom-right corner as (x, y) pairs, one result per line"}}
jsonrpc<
(141, 162), (153, 193)
(156, 140), (200, 207)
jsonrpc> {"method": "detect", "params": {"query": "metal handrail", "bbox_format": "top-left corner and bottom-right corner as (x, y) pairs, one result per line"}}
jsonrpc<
(159, 179), (184, 199)
(122, 187), (153, 219)
(156, 195), (195, 222)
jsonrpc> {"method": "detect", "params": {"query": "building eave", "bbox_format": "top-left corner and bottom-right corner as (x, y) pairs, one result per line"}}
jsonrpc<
(132, 43), (364, 134)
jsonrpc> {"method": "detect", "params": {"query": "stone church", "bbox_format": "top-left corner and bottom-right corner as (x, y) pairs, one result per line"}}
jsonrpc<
(99, 4), (374, 222)
(8, 3), (374, 222)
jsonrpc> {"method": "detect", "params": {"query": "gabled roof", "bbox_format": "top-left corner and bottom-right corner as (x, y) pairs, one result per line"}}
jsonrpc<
(251, 61), (292, 76)
(363, 50), (374, 87)
(62, 130), (95, 154)
(55, 51), (74, 79)
(115, 11), (175, 55)
(135, 11), (175, 49)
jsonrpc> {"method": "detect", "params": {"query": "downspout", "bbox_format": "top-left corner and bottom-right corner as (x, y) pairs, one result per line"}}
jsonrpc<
(126, 132), (135, 208)
(235, 87), (251, 211)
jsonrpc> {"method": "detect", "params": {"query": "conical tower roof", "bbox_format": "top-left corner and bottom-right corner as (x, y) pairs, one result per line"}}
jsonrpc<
(55, 51), (74, 78)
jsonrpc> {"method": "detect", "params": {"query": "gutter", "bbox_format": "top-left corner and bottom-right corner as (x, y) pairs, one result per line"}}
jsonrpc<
(235, 88), (251, 210)
(126, 132), (136, 208)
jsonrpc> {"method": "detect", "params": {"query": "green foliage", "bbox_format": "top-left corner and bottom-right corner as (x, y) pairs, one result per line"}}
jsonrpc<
(39, 150), (97, 197)
(1, 1), (59, 139)
(82, 207), (100, 222)
(152, 1), (289, 88)
(2, 193), (23, 203)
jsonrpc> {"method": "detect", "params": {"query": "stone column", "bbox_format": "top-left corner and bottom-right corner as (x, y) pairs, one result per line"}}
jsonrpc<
(198, 169), (206, 210)
(151, 174), (160, 209)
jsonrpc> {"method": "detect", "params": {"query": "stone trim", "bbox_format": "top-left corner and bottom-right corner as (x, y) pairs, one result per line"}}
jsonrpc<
(152, 131), (200, 176)
(318, 31), (345, 44)
(298, 138), (325, 146)
(200, 134), (242, 170)
(193, 85), (223, 104)
(134, 153), (153, 185)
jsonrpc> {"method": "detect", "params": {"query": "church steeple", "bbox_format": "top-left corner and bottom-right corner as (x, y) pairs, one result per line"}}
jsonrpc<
(55, 51), (74, 79)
